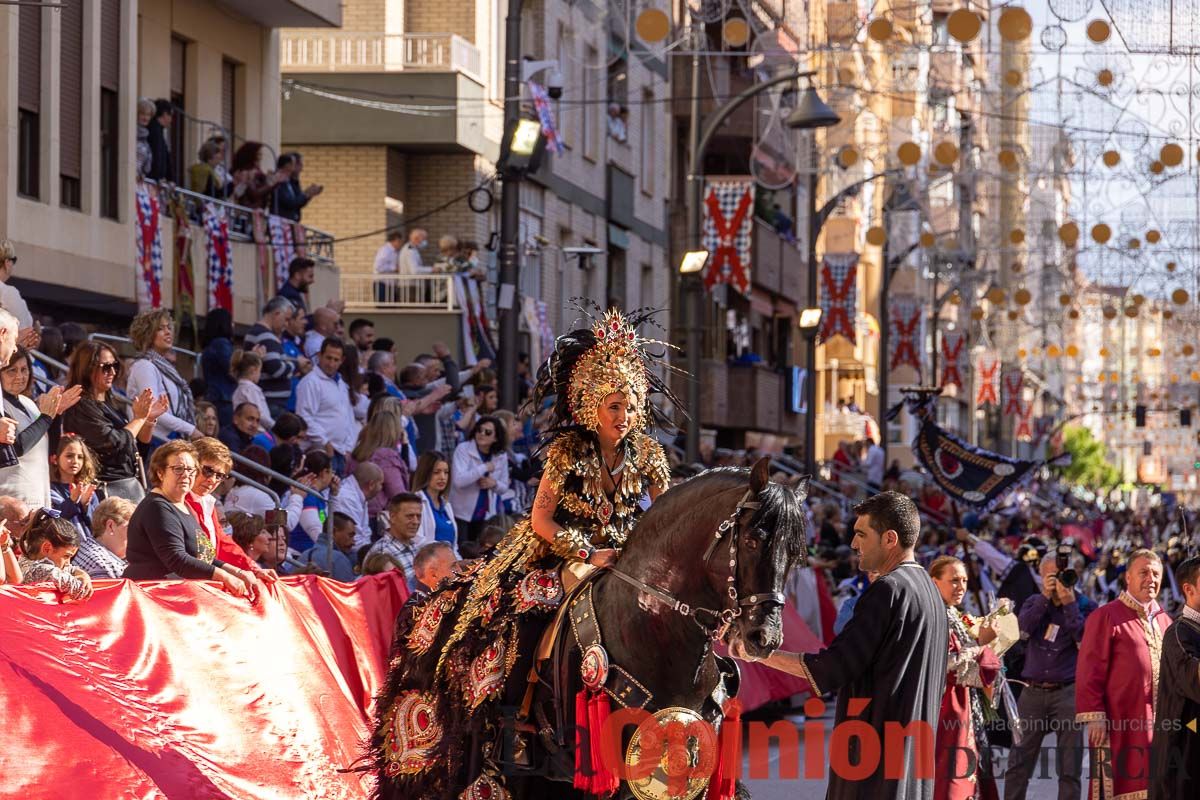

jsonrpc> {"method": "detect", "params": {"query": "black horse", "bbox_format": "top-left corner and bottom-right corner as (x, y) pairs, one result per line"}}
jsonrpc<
(369, 458), (809, 799)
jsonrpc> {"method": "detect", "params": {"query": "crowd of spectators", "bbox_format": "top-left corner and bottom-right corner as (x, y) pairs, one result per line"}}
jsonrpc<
(0, 242), (538, 603)
(136, 97), (323, 224)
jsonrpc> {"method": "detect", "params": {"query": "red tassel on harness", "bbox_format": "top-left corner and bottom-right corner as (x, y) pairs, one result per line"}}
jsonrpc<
(574, 689), (592, 792)
(587, 690), (619, 796)
(705, 699), (743, 800)
(574, 688), (619, 796)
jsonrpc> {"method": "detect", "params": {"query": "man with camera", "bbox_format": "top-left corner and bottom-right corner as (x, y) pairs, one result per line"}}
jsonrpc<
(1076, 549), (1171, 800)
(1004, 548), (1096, 800)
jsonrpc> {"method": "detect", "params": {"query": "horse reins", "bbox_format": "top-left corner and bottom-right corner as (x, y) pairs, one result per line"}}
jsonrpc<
(607, 487), (786, 638)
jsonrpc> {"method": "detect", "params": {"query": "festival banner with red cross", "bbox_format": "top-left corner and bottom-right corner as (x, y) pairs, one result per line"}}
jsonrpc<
(821, 253), (859, 344)
(940, 331), (967, 389)
(976, 352), (1000, 407)
(888, 295), (923, 373)
(1015, 400), (1035, 441)
(1002, 367), (1024, 416)
(135, 182), (163, 310)
(702, 179), (755, 295)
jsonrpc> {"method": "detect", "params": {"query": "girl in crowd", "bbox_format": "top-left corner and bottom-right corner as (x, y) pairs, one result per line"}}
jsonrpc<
(230, 350), (273, 432)
(410, 451), (457, 555)
(49, 433), (100, 540)
(193, 400), (220, 439)
(18, 509), (93, 601)
(290, 450), (338, 553)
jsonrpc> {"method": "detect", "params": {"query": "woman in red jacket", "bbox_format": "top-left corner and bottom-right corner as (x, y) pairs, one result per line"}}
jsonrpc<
(187, 436), (277, 602)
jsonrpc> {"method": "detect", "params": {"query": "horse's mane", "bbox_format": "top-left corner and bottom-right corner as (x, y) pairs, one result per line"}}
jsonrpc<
(625, 467), (808, 563)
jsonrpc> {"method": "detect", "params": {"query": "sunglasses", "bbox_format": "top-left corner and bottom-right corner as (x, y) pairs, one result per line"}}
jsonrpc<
(97, 361), (121, 375)
(4, 256), (15, 265)
(477, 429), (496, 436)
(200, 465), (230, 481)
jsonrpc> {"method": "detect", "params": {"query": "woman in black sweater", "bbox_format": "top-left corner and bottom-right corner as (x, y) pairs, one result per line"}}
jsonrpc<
(123, 439), (250, 598)
(60, 341), (166, 502)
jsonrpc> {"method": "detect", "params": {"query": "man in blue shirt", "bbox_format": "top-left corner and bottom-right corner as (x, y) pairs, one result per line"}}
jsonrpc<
(298, 511), (358, 582)
(1004, 552), (1096, 800)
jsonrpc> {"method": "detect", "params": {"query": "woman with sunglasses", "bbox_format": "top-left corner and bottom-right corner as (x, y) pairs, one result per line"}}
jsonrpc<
(0, 345), (82, 508)
(123, 439), (250, 598)
(449, 414), (510, 543)
(185, 437), (275, 602)
(60, 341), (168, 503)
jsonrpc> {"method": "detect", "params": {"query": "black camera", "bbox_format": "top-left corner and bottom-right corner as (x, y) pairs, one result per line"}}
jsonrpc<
(1054, 543), (1078, 588)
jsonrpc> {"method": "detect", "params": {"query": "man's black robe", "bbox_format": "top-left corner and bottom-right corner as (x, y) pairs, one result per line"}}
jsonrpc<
(799, 561), (949, 800)
(1149, 614), (1200, 800)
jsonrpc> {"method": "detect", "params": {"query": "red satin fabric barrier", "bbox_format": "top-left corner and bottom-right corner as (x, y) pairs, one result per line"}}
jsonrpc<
(0, 573), (407, 799)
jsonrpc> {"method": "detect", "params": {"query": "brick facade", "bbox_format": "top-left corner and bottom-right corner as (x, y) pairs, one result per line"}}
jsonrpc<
(290, 144), (388, 273)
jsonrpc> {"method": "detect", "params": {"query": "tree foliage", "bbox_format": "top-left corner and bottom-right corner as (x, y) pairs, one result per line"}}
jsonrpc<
(1057, 425), (1121, 491)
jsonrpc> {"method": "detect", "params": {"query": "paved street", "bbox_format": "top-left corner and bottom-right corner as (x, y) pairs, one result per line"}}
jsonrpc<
(739, 710), (1076, 800)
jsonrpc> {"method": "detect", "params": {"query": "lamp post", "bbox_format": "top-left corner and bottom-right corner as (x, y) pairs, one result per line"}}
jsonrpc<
(682, 69), (830, 464)
(496, 0), (526, 412)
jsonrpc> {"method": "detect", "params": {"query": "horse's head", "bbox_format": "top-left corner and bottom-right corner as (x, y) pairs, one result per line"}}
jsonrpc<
(719, 458), (810, 659)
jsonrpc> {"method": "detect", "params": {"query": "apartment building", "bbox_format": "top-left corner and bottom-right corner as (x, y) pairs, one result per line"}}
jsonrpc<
(280, 0), (672, 363)
(0, 0), (340, 327)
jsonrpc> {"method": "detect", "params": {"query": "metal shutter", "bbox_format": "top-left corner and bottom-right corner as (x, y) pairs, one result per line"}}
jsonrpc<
(18, 4), (41, 112)
(60, 0), (84, 180)
(100, 0), (120, 92)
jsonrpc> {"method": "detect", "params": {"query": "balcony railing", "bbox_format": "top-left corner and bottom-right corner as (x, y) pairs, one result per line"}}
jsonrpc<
(281, 32), (482, 81)
(147, 180), (335, 267)
(340, 273), (461, 312)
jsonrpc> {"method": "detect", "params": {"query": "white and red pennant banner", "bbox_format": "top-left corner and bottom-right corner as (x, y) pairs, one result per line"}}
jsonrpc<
(702, 179), (754, 295)
(940, 331), (967, 389)
(888, 296), (922, 372)
(976, 352), (1000, 407)
(821, 253), (858, 343)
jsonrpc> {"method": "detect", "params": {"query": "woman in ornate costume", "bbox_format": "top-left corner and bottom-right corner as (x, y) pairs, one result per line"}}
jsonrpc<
(369, 307), (676, 798)
(929, 555), (1002, 800)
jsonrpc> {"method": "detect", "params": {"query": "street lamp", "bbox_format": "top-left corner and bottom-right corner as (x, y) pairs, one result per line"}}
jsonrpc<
(679, 250), (710, 275)
(798, 307), (823, 331)
(787, 81), (841, 479)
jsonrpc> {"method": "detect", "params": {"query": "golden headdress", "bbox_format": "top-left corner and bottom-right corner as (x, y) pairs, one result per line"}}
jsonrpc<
(531, 305), (680, 436)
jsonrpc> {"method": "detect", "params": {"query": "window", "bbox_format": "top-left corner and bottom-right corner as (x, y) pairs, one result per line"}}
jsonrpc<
(583, 46), (598, 160)
(640, 88), (655, 195)
(60, 0), (83, 209)
(170, 37), (188, 185)
(639, 263), (654, 312)
(18, 111), (39, 199)
(99, 89), (119, 219)
(100, 0), (121, 219)
(221, 60), (238, 139)
(491, 0), (504, 101)
(605, 244), (626, 310)
(555, 25), (571, 147)
(18, 2), (41, 200)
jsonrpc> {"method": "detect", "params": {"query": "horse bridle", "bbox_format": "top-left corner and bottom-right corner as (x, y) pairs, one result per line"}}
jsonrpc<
(607, 487), (786, 638)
